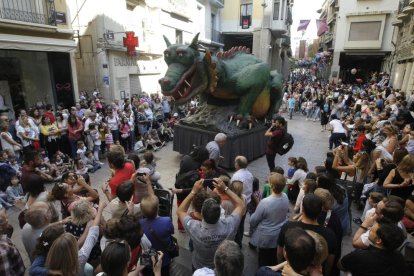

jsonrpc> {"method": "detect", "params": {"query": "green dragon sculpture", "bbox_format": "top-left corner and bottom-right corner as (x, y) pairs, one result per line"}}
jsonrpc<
(159, 33), (283, 129)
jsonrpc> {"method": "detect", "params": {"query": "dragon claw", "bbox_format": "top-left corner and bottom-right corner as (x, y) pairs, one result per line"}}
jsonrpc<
(229, 114), (257, 129)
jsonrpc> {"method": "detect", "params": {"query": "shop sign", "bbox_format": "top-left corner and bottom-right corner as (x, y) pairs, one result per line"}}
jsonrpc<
(55, 12), (67, 24)
(123, 31), (139, 56)
(242, 16), (251, 29)
(114, 57), (138, 67)
(103, 76), (110, 85)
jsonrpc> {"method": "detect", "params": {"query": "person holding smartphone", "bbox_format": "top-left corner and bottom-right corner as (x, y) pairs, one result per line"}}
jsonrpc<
(177, 178), (245, 270)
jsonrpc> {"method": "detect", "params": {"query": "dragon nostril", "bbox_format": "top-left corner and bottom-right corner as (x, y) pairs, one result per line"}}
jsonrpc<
(163, 79), (171, 85)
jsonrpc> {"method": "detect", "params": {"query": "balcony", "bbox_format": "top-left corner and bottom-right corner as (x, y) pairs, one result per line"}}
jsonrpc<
(0, 0), (57, 26)
(209, 0), (224, 8)
(271, 20), (287, 37)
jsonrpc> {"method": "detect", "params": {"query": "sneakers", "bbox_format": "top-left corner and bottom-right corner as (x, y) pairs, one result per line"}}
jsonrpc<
(98, 162), (105, 165)
(243, 231), (251, 237)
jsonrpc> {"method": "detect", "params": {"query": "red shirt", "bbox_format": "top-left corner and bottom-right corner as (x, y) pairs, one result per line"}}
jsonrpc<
(68, 120), (83, 139)
(109, 162), (135, 196)
(128, 245), (142, 272)
(266, 127), (285, 155)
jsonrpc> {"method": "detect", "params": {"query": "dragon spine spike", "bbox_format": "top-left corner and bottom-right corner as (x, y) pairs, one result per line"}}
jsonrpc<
(163, 35), (172, 47)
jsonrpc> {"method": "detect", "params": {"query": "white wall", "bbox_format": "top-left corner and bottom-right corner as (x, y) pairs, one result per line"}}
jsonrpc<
(333, 0), (399, 52)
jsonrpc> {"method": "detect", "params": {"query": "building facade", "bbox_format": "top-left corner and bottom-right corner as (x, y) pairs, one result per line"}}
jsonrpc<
(322, 0), (399, 84)
(0, 0), (78, 119)
(68, 0), (223, 102)
(221, 0), (293, 80)
(391, 0), (414, 97)
(68, 0), (165, 102)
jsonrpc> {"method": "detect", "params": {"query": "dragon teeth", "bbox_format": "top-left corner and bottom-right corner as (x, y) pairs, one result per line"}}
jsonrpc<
(184, 80), (191, 87)
(178, 90), (183, 97)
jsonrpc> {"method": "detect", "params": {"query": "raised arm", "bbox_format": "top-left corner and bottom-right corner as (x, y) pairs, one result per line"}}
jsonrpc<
(332, 148), (355, 176)
(77, 176), (99, 202)
(177, 179), (203, 224)
(213, 177), (245, 217)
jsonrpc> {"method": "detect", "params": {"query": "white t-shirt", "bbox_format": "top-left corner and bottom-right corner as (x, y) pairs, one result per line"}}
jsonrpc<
(106, 116), (119, 131)
(17, 125), (36, 147)
(329, 119), (346, 133)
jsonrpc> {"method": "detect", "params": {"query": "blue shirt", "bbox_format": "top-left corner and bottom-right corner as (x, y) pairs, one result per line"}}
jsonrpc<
(139, 217), (174, 266)
(287, 98), (296, 108)
(6, 184), (24, 199)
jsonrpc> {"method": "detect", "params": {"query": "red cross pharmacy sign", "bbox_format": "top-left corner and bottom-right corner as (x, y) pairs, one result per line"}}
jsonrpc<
(123, 31), (138, 56)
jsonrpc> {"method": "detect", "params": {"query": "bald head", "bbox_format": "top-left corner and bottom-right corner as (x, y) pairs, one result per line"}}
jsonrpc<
(235, 155), (248, 169)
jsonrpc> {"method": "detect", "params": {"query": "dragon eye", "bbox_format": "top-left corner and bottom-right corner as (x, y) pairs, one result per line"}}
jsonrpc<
(177, 52), (184, 57)
(164, 52), (170, 58)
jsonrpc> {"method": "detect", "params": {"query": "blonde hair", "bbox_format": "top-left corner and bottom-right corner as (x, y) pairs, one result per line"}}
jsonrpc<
(269, 173), (286, 194)
(140, 195), (159, 219)
(229, 181), (243, 198)
(384, 125), (398, 135)
(305, 230), (328, 266)
(397, 154), (414, 174)
(70, 199), (95, 225)
(314, 188), (334, 211)
(45, 233), (79, 276)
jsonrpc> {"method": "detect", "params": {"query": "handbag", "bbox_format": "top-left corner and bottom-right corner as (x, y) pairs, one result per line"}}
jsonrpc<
(144, 222), (179, 258)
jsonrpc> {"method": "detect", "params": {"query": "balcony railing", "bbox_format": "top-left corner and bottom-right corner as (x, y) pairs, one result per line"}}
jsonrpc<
(0, 0), (57, 26)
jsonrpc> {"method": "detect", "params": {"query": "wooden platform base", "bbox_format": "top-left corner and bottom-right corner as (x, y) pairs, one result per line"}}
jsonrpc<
(173, 124), (267, 169)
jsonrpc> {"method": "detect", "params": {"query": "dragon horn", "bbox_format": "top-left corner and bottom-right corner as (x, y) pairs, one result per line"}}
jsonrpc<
(189, 33), (200, 50)
(163, 35), (172, 47)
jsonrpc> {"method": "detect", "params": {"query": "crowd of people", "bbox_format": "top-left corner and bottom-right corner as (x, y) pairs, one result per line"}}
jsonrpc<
(0, 74), (413, 276)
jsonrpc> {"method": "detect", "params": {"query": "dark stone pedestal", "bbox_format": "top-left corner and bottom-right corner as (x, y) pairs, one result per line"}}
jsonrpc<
(173, 124), (267, 169)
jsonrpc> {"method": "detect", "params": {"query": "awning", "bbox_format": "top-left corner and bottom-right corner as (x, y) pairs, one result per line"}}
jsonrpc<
(0, 33), (77, 52)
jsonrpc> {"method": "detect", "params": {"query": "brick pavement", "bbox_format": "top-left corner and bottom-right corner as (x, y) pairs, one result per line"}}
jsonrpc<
(7, 113), (359, 275)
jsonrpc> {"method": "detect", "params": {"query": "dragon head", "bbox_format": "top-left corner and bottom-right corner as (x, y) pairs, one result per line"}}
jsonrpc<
(159, 33), (209, 105)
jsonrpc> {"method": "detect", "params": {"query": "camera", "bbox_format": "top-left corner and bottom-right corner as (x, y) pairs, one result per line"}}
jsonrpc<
(137, 172), (146, 176)
(140, 248), (158, 267)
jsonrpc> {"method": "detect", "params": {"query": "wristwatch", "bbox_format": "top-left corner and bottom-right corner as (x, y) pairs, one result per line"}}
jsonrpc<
(224, 186), (229, 192)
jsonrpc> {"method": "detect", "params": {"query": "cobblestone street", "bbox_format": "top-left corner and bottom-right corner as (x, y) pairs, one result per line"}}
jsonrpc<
(7, 113), (360, 275)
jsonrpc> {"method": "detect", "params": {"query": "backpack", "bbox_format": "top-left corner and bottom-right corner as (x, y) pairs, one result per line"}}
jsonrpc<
(323, 103), (329, 113)
(276, 132), (294, 155)
(175, 170), (200, 190)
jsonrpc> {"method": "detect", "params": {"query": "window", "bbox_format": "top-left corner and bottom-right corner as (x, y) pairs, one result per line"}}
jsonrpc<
(273, 0), (280, 20)
(273, 1), (280, 20)
(175, 30), (183, 44)
(240, 3), (252, 27)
